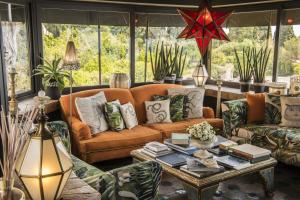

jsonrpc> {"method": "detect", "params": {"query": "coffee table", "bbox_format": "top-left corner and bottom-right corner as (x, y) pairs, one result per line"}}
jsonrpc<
(131, 150), (277, 200)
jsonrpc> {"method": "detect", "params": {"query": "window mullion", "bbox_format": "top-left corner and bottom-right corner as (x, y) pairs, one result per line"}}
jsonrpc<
(272, 8), (283, 82)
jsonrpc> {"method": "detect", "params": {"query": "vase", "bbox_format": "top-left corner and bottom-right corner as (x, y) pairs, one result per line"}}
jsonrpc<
(253, 82), (265, 93)
(164, 74), (176, 84)
(175, 77), (183, 85)
(239, 81), (250, 93)
(109, 73), (130, 89)
(45, 80), (61, 100)
(190, 136), (217, 160)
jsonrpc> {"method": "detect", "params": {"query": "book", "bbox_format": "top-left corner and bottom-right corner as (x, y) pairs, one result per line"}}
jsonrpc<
(211, 135), (230, 148)
(164, 139), (199, 155)
(145, 142), (169, 152)
(214, 155), (252, 170)
(229, 152), (270, 164)
(208, 147), (226, 156)
(141, 148), (173, 158)
(219, 140), (238, 151)
(180, 165), (225, 178)
(230, 144), (271, 159)
(171, 133), (190, 145)
(156, 152), (192, 167)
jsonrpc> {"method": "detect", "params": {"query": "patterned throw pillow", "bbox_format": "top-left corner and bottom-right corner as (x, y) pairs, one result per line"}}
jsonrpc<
(104, 100), (125, 131)
(120, 102), (138, 129)
(280, 96), (300, 128)
(168, 88), (205, 119)
(153, 95), (185, 122)
(145, 99), (172, 124)
(265, 93), (281, 124)
(75, 91), (108, 134)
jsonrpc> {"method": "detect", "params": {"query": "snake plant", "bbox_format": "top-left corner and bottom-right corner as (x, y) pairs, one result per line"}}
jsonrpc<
(251, 46), (271, 83)
(174, 45), (187, 78)
(234, 47), (253, 82)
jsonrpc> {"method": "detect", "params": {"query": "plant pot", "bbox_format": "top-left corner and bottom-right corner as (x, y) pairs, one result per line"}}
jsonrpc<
(109, 73), (130, 88)
(240, 81), (251, 93)
(46, 84), (61, 100)
(164, 74), (176, 84)
(153, 79), (164, 84)
(253, 82), (265, 93)
(175, 77), (183, 85)
(0, 187), (25, 200)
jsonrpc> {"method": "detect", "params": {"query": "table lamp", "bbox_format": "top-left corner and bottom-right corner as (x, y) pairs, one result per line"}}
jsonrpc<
(192, 62), (208, 87)
(15, 90), (73, 200)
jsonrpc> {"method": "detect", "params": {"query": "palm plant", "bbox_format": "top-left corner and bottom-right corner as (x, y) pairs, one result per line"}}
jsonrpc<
(33, 55), (70, 91)
(174, 45), (187, 79)
(251, 46), (271, 83)
(234, 47), (253, 82)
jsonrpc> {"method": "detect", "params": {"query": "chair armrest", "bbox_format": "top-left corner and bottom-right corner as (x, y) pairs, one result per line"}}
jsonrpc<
(109, 161), (162, 200)
(221, 99), (247, 137)
(68, 117), (92, 140)
(203, 107), (215, 118)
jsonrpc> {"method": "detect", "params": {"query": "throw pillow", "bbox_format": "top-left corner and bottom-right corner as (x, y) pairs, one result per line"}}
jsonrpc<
(120, 102), (138, 129)
(104, 100), (125, 131)
(280, 96), (300, 127)
(75, 91), (108, 134)
(145, 99), (172, 124)
(265, 93), (281, 124)
(153, 95), (185, 122)
(246, 93), (265, 123)
(168, 88), (205, 119)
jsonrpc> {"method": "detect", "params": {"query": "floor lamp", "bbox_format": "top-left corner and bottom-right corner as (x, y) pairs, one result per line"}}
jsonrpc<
(62, 41), (80, 131)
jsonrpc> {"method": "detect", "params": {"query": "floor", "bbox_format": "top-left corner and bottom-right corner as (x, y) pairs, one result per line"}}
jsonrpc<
(95, 159), (300, 200)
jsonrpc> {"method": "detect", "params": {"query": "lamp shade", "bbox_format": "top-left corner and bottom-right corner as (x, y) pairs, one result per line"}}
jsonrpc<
(192, 63), (208, 87)
(15, 114), (73, 200)
(62, 41), (80, 70)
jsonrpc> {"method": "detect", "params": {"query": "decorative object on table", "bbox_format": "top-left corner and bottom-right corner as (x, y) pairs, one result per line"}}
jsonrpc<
(109, 73), (130, 88)
(192, 62), (208, 87)
(174, 45), (187, 85)
(177, 0), (232, 57)
(171, 133), (190, 146)
(290, 75), (300, 95)
(268, 82), (287, 95)
(62, 41), (80, 131)
(16, 91), (73, 200)
(0, 106), (38, 199)
(145, 99), (172, 124)
(149, 42), (168, 83)
(280, 96), (300, 128)
(234, 47), (253, 92)
(8, 67), (19, 117)
(265, 93), (281, 124)
(187, 121), (216, 159)
(168, 87), (205, 119)
(251, 46), (271, 93)
(33, 56), (70, 100)
(75, 91), (108, 134)
(216, 77), (223, 118)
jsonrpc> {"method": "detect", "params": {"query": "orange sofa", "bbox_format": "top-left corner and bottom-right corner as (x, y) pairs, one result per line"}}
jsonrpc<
(60, 84), (224, 163)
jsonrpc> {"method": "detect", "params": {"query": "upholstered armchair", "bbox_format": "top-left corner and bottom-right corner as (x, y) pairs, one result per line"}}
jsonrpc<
(48, 121), (162, 200)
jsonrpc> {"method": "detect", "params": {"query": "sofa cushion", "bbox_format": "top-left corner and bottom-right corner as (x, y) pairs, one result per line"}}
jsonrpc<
(265, 93), (281, 124)
(280, 96), (300, 128)
(120, 102), (138, 129)
(146, 118), (224, 138)
(79, 125), (162, 153)
(246, 93), (265, 123)
(145, 99), (172, 124)
(130, 84), (182, 123)
(104, 100), (125, 131)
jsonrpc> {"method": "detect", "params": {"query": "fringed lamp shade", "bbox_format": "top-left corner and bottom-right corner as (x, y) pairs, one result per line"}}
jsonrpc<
(192, 63), (208, 87)
(15, 92), (73, 200)
(62, 41), (80, 71)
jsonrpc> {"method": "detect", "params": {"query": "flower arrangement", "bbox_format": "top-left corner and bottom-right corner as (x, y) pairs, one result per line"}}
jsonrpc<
(187, 121), (216, 143)
(0, 108), (38, 199)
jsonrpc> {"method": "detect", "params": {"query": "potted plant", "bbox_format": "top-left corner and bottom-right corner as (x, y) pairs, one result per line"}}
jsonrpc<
(251, 46), (271, 93)
(33, 56), (70, 100)
(234, 47), (253, 92)
(174, 45), (187, 85)
(163, 44), (179, 84)
(0, 109), (37, 200)
(150, 42), (167, 83)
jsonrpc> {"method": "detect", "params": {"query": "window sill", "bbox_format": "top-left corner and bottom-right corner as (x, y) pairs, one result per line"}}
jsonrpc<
(19, 98), (59, 114)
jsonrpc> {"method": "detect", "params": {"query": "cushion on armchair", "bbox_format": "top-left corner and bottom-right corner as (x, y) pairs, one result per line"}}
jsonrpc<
(265, 93), (281, 124)
(246, 93), (265, 123)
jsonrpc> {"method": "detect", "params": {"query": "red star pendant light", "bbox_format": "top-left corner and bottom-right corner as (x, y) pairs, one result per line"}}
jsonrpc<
(177, 0), (232, 57)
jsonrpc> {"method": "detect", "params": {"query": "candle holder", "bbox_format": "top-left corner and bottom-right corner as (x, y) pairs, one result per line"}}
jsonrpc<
(8, 68), (18, 117)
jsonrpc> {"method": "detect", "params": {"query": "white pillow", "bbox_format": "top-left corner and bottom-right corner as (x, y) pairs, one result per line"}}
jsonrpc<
(280, 96), (300, 127)
(145, 99), (172, 124)
(168, 88), (205, 119)
(120, 102), (138, 129)
(75, 91), (108, 134)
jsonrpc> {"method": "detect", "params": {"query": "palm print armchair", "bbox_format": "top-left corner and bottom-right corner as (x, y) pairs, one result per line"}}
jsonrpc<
(222, 99), (300, 167)
(48, 121), (162, 200)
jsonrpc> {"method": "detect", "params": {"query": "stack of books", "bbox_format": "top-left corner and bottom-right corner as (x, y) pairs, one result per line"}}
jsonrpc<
(214, 155), (252, 170)
(164, 139), (198, 155)
(156, 152), (192, 167)
(171, 133), (190, 145)
(229, 144), (271, 163)
(141, 142), (173, 158)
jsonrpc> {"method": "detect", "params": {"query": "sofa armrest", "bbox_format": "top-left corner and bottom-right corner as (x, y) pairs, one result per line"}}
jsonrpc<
(68, 117), (92, 140)
(203, 107), (215, 118)
(109, 160), (162, 200)
(221, 99), (247, 137)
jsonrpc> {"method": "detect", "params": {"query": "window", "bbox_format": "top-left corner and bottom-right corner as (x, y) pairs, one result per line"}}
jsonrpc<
(42, 8), (129, 86)
(1, 3), (32, 95)
(277, 9), (300, 87)
(135, 13), (200, 83)
(210, 11), (277, 83)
